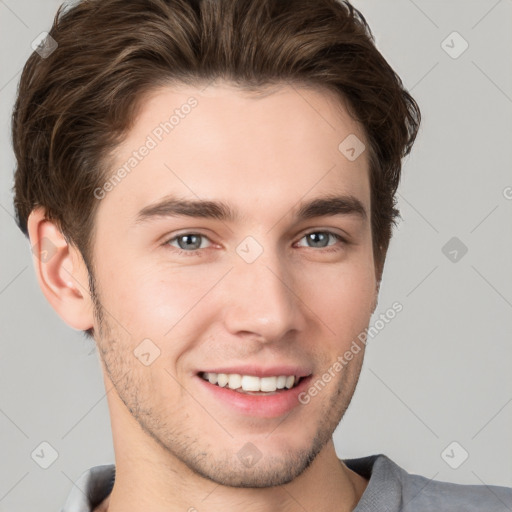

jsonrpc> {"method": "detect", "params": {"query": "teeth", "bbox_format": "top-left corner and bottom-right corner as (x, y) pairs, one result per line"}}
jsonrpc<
(276, 375), (287, 389)
(217, 373), (229, 387)
(241, 375), (261, 391)
(228, 374), (242, 390)
(260, 377), (277, 392)
(201, 372), (298, 392)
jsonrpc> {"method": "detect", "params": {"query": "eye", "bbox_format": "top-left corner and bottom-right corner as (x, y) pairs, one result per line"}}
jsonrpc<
(163, 230), (346, 256)
(296, 231), (345, 250)
(165, 233), (212, 253)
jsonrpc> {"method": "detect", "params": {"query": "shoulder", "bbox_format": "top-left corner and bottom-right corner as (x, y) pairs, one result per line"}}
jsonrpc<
(343, 454), (512, 512)
(61, 464), (115, 512)
(399, 465), (512, 512)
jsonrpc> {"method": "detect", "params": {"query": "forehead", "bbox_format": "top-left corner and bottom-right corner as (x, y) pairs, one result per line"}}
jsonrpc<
(97, 81), (370, 229)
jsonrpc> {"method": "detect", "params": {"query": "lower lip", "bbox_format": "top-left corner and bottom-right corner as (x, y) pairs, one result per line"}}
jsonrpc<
(196, 375), (313, 418)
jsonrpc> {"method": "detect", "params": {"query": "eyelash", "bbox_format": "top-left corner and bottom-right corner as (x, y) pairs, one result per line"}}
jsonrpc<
(162, 231), (347, 257)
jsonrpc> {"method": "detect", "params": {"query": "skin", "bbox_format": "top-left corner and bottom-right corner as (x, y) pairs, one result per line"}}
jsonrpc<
(28, 81), (380, 511)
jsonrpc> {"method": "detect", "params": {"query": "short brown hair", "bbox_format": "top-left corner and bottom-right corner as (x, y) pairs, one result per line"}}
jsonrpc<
(12, 0), (420, 290)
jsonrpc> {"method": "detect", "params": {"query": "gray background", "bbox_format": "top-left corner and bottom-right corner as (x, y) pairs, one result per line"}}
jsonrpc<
(1, 0), (511, 510)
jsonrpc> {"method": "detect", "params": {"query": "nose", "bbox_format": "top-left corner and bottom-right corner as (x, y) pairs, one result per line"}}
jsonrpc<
(221, 248), (304, 343)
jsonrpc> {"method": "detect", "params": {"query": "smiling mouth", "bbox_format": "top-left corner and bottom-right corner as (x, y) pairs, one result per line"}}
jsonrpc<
(199, 372), (307, 395)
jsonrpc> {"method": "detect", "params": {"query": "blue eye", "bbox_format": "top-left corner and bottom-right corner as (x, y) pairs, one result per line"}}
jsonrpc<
(163, 230), (346, 257)
(297, 231), (345, 249)
(166, 233), (211, 252)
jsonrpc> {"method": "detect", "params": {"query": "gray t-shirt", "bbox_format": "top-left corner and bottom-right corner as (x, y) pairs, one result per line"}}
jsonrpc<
(61, 453), (512, 511)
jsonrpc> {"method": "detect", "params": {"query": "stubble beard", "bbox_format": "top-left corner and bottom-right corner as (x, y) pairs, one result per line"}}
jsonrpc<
(90, 284), (364, 488)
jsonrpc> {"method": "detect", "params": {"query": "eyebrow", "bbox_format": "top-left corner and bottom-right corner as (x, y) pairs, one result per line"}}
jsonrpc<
(134, 194), (367, 225)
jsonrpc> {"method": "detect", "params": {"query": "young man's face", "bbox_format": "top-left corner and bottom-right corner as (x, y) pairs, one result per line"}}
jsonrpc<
(89, 81), (377, 486)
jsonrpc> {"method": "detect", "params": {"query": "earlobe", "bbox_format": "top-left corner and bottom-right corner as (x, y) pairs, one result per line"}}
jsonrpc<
(370, 289), (378, 315)
(369, 275), (381, 315)
(27, 207), (95, 332)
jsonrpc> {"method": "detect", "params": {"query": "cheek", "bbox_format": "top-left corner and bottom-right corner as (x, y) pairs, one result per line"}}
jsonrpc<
(99, 260), (224, 339)
(298, 257), (376, 341)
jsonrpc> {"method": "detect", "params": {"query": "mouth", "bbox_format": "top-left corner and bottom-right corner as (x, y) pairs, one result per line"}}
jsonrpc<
(199, 371), (306, 395)
(195, 366), (314, 417)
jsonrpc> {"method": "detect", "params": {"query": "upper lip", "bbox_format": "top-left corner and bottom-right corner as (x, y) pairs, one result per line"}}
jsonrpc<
(198, 365), (312, 378)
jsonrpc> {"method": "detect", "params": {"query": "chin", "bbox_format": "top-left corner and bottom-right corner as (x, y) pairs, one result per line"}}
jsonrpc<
(155, 424), (333, 489)
(188, 450), (318, 488)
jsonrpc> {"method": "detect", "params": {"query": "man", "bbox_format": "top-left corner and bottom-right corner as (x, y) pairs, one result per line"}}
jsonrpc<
(11, 0), (511, 510)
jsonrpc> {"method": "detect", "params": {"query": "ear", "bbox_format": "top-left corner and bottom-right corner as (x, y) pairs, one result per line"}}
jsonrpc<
(27, 206), (95, 332)
(369, 284), (379, 315)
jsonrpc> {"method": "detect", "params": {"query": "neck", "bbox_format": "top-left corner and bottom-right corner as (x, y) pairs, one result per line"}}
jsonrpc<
(103, 439), (366, 512)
